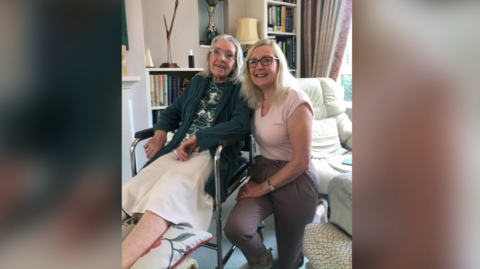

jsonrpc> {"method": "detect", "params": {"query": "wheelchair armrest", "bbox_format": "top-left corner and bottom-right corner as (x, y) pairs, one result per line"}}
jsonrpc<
(218, 133), (249, 148)
(134, 128), (154, 139)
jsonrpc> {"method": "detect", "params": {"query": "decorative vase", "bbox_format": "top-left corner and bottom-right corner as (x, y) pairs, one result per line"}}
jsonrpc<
(205, 5), (219, 45)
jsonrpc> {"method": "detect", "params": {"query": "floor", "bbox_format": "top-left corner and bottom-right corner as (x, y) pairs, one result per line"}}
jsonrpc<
(189, 187), (308, 269)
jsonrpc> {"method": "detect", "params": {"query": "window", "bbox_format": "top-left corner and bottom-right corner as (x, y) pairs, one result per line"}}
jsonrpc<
(338, 22), (352, 103)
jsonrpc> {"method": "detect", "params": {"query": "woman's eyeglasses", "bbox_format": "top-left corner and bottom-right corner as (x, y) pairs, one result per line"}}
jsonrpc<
(210, 49), (236, 61)
(247, 56), (279, 68)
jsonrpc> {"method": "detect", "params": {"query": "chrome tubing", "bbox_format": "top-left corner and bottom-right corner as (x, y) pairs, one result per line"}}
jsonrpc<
(130, 138), (141, 177)
(214, 145), (223, 269)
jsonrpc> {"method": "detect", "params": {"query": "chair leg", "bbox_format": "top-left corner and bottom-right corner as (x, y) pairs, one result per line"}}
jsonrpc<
(216, 204), (223, 269)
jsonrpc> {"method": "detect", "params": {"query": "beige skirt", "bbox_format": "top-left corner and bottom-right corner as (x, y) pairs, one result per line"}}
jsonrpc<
(122, 150), (214, 231)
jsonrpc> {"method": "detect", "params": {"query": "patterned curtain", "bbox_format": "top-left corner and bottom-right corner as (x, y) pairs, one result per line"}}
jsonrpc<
(301, 0), (347, 78)
(329, 0), (352, 81)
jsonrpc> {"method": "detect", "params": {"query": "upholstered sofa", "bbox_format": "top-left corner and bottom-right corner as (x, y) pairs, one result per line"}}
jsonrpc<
(296, 77), (352, 194)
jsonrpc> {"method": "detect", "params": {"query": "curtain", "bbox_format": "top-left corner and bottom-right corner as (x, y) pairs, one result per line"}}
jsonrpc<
(301, 0), (346, 78)
(329, 0), (352, 81)
(122, 0), (129, 50)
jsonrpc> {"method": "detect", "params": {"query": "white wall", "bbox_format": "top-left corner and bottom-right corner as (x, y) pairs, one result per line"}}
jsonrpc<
(142, 0), (209, 69)
(124, 0), (149, 184)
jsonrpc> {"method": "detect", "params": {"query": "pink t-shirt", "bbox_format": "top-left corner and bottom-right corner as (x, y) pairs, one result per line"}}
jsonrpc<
(251, 88), (313, 161)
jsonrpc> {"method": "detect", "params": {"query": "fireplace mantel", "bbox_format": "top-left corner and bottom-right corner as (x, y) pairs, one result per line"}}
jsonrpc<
(122, 76), (140, 184)
(122, 76), (140, 90)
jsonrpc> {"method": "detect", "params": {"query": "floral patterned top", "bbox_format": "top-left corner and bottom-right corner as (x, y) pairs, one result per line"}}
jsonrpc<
(183, 81), (224, 151)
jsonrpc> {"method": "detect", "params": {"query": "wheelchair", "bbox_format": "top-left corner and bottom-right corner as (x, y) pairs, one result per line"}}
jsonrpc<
(130, 128), (264, 269)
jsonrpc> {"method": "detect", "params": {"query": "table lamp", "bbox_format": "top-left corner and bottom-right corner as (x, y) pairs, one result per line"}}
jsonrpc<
(236, 18), (259, 57)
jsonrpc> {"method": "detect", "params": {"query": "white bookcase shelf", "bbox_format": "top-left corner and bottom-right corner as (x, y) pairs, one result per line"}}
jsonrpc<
(267, 1), (297, 7)
(267, 31), (297, 36)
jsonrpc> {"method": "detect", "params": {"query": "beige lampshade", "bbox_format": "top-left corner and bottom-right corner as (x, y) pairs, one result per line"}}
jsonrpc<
(236, 18), (259, 45)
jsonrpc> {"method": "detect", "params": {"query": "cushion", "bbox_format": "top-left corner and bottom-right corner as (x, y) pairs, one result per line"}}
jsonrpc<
(303, 223), (352, 268)
(131, 223), (213, 269)
(320, 78), (346, 117)
(311, 118), (348, 159)
(328, 172), (353, 236)
(332, 113), (353, 150)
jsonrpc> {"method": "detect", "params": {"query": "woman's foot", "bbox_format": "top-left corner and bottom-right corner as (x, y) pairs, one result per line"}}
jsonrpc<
(316, 198), (328, 223)
(240, 248), (274, 269)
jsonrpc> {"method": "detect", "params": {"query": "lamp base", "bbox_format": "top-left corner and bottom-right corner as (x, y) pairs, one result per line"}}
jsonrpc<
(159, 63), (179, 68)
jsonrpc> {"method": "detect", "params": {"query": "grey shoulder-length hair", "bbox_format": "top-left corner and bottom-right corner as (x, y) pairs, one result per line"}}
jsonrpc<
(240, 39), (298, 109)
(200, 34), (244, 84)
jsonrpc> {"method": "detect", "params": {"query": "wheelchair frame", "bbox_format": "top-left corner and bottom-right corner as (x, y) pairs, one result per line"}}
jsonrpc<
(129, 128), (258, 269)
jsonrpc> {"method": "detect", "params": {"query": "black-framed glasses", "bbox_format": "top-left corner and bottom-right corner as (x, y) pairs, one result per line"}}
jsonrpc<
(247, 56), (279, 68)
(210, 49), (236, 61)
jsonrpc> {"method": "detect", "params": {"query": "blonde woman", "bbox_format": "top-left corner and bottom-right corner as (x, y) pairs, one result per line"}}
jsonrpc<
(224, 39), (318, 269)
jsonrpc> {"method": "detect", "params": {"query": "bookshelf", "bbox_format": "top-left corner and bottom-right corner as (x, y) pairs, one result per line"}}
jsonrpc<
(247, 0), (301, 77)
(145, 68), (203, 127)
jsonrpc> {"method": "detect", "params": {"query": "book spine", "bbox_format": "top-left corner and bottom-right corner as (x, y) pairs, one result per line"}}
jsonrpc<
(292, 8), (295, 31)
(154, 74), (159, 106)
(281, 6), (286, 32)
(273, 5), (276, 30)
(276, 6), (281, 31)
(287, 8), (291, 32)
(156, 110), (162, 124)
(168, 76), (173, 105)
(163, 74), (168, 106)
(149, 75), (155, 107)
(285, 8), (290, 32)
(293, 36), (296, 69)
(158, 75), (164, 106)
(268, 6), (273, 28)
(176, 76), (181, 99)
(171, 76), (176, 103)
(287, 38), (291, 69)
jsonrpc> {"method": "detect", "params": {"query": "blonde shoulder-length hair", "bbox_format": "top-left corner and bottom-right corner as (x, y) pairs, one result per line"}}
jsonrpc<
(200, 34), (244, 84)
(240, 39), (298, 109)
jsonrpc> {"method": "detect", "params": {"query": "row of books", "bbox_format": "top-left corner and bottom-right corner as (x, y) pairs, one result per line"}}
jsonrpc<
(149, 74), (194, 107)
(267, 5), (295, 33)
(270, 36), (297, 70)
(272, 0), (296, 3)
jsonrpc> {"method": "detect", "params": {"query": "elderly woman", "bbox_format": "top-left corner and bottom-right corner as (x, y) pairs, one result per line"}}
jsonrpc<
(121, 34), (251, 268)
(224, 39), (319, 269)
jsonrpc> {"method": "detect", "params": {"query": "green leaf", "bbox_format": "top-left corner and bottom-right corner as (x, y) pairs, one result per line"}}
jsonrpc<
(170, 233), (196, 242)
(171, 224), (185, 230)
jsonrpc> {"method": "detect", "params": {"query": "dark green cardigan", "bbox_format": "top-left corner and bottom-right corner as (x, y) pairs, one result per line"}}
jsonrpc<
(142, 75), (251, 203)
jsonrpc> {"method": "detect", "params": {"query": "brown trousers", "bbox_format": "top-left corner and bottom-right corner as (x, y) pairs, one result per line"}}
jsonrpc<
(224, 155), (319, 269)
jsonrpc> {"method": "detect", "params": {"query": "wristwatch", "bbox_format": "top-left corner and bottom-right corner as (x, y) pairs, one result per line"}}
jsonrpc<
(267, 178), (275, 191)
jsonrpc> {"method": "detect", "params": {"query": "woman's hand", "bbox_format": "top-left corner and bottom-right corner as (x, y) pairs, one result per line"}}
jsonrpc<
(177, 134), (198, 161)
(144, 130), (167, 159)
(236, 181), (268, 200)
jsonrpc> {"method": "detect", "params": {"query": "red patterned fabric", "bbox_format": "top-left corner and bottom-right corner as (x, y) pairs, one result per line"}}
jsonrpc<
(329, 0), (352, 82)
